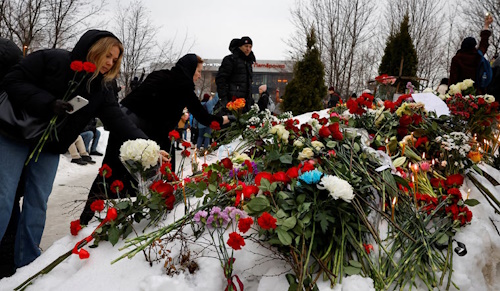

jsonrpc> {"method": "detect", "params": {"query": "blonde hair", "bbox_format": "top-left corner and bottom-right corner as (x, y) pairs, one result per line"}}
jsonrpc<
(86, 37), (123, 86)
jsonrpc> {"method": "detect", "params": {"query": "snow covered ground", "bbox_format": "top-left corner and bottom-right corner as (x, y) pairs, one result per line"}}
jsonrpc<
(1, 110), (500, 291)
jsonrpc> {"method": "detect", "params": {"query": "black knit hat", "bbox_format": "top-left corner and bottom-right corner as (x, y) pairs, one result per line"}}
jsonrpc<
(239, 36), (252, 46)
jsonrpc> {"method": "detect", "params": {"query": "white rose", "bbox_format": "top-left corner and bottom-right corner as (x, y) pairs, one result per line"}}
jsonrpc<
(317, 175), (354, 203)
(298, 147), (314, 160)
(293, 137), (305, 148)
(463, 79), (474, 89)
(484, 94), (495, 103)
(448, 84), (461, 95)
(311, 140), (325, 151)
(459, 82), (468, 91)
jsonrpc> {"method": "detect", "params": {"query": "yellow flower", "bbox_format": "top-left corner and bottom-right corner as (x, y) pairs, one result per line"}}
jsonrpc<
(468, 151), (482, 163)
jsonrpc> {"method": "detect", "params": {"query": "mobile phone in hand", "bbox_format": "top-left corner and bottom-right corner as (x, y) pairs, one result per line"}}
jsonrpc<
(66, 96), (89, 114)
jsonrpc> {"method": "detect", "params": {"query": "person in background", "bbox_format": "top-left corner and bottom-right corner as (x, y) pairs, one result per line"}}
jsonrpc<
(80, 117), (102, 156)
(68, 135), (95, 165)
(189, 110), (198, 147)
(176, 112), (189, 149)
(436, 78), (449, 96)
(327, 86), (341, 108)
(79, 54), (231, 225)
(129, 68), (145, 92)
(449, 14), (493, 92)
(257, 84), (270, 112)
(216, 36), (256, 113)
(0, 30), (149, 270)
(196, 93), (219, 150)
(487, 57), (500, 98)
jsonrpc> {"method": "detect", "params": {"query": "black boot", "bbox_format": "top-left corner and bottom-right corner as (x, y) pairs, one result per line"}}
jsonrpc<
(81, 155), (96, 164)
(71, 158), (87, 165)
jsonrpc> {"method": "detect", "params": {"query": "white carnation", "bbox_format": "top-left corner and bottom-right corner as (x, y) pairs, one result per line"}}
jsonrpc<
(120, 139), (160, 169)
(317, 175), (354, 203)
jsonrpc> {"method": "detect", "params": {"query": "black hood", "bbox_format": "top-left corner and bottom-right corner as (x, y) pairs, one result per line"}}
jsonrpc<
(0, 38), (23, 81)
(71, 30), (120, 61)
(172, 53), (198, 86)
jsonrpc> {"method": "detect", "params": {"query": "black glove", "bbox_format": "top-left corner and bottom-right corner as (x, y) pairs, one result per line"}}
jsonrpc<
(51, 99), (73, 115)
(228, 115), (237, 122)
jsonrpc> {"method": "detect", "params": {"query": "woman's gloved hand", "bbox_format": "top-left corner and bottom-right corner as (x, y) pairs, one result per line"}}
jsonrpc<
(51, 99), (73, 115)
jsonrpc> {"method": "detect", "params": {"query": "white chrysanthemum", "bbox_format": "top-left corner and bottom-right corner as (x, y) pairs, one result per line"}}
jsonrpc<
(317, 175), (354, 203)
(298, 147), (314, 160)
(484, 94), (495, 103)
(311, 140), (325, 151)
(120, 139), (160, 169)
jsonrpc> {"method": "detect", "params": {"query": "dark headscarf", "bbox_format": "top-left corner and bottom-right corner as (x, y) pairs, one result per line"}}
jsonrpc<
(71, 29), (120, 61)
(173, 53), (198, 83)
(0, 38), (22, 81)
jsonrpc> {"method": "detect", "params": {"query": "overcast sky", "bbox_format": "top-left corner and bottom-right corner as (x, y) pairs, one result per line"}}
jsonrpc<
(101, 0), (297, 60)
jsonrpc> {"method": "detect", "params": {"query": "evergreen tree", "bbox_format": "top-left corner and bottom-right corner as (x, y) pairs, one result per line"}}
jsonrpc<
(282, 28), (327, 115)
(379, 14), (418, 92)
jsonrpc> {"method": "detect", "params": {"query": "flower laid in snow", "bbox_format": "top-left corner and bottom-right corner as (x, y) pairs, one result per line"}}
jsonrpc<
(317, 175), (354, 202)
(120, 139), (160, 170)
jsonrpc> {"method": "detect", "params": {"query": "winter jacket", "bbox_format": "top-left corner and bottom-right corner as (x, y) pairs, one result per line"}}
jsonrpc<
(216, 48), (256, 112)
(197, 94), (220, 129)
(487, 58), (500, 98)
(0, 38), (23, 89)
(2, 30), (147, 153)
(328, 93), (341, 108)
(120, 54), (223, 150)
(449, 30), (491, 87)
(257, 91), (270, 111)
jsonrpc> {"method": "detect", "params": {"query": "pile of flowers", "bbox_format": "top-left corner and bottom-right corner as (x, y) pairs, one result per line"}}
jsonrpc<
(20, 86), (500, 290)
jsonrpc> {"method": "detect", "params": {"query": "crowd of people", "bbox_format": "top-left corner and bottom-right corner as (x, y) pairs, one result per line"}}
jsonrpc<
(0, 13), (497, 280)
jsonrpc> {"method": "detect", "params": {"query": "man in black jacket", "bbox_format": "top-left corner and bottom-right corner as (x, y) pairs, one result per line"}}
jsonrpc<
(216, 36), (256, 113)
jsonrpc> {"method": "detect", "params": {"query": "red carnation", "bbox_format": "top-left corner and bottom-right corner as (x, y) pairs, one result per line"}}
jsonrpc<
(242, 185), (259, 198)
(90, 200), (105, 212)
(430, 178), (446, 189)
(318, 126), (332, 138)
(311, 112), (320, 119)
(164, 194), (175, 210)
(399, 115), (412, 127)
(182, 141), (191, 148)
(70, 60), (84, 72)
(257, 212), (277, 230)
(286, 167), (299, 179)
(273, 171), (291, 184)
(211, 141), (217, 148)
(168, 130), (181, 141)
(238, 217), (254, 233)
(70, 219), (82, 236)
(446, 174), (464, 187)
(105, 207), (118, 222)
(160, 162), (172, 175)
(150, 180), (174, 198)
(99, 164), (112, 179)
(181, 149), (191, 157)
(210, 121), (221, 131)
(255, 172), (274, 186)
(299, 162), (315, 173)
(82, 62), (96, 73)
(227, 231), (246, 250)
(110, 180), (124, 194)
(363, 243), (374, 254)
(220, 157), (233, 170)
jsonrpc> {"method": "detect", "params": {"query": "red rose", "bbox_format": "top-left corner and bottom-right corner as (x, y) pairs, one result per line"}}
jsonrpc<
(399, 115), (412, 127)
(220, 157), (233, 170)
(90, 200), (105, 212)
(311, 112), (320, 119)
(255, 172), (274, 186)
(168, 130), (181, 140)
(446, 174), (464, 187)
(477, 97), (486, 105)
(82, 62), (96, 73)
(70, 219), (82, 236)
(227, 231), (246, 250)
(286, 167), (299, 179)
(151, 181), (174, 198)
(210, 121), (221, 131)
(384, 100), (396, 112)
(273, 171), (291, 184)
(430, 178), (446, 189)
(110, 180), (124, 194)
(99, 164), (112, 179)
(78, 248), (90, 259)
(105, 207), (118, 222)
(238, 217), (254, 233)
(412, 113), (423, 125)
(164, 194), (175, 210)
(242, 185), (259, 198)
(211, 141), (217, 148)
(299, 162), (315, 173)
(331, 130), (343, 140)
(257, 212), (277, 230)
(70, 60), (84, 72)
(318, 126), (332, 138)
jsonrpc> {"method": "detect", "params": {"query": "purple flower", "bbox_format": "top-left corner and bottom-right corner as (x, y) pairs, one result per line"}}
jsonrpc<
(217, 211), (231, 227)
(193, 210), (208, 224)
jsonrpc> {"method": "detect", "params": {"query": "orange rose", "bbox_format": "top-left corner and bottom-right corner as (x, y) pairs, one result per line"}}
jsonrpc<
(233, 98), (246, 110)
(467, 151), (482, 163)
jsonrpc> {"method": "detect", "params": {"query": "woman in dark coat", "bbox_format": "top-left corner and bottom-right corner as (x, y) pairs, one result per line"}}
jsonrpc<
(0, 30), (148, 269)
(79, 54), (230, 225)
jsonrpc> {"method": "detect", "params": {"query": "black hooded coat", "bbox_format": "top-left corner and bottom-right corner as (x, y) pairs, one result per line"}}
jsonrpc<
(2, 30), (146, 153)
